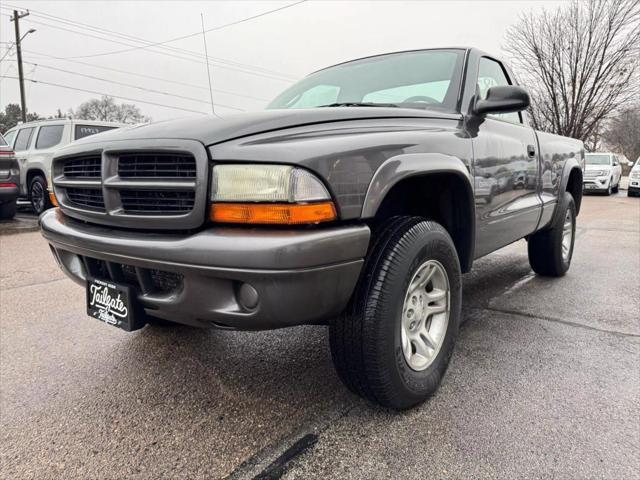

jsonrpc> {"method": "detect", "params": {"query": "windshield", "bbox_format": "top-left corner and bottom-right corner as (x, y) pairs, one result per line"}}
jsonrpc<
(267, 49), (464, 112)
(585, 154), (612, 165)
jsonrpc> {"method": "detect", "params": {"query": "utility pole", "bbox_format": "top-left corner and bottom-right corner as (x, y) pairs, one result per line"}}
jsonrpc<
(11, 9), (30, 123)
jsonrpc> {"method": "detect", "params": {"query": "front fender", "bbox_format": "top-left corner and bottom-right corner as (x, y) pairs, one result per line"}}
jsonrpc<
(361, 152), (473, 217)
(361, 152), (475, 272)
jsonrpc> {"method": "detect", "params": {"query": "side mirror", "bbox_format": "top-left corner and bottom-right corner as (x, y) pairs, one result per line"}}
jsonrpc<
(474, 85), (530, 116)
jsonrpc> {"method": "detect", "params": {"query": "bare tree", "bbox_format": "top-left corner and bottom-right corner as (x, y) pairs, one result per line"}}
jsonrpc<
(74, 96), (150, 123)
(504, 0), (640, 147)
(602, 105), (640, 162)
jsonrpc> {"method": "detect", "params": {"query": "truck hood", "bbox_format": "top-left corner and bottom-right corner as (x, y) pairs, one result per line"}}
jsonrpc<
(70, 108), (460, 148)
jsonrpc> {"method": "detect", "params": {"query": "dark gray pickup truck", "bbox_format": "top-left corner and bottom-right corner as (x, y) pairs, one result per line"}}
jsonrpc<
(41, 48), (583, 409)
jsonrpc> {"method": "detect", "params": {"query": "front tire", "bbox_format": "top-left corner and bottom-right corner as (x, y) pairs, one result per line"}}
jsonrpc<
(330, 216), (462, 410)
(612, 181), (619, 193)
(29, 175), (52, 215)
(605, 180), (612, 196)
(0, 201), (17, 220)
(528, 191), (576, 277)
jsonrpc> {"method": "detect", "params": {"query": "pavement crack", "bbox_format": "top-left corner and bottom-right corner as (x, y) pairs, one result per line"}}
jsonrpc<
(0, 276), (67, 292)
(467, 306), (640, 338)
(252, 433), (318, 480)
(225, 403), (356, 480)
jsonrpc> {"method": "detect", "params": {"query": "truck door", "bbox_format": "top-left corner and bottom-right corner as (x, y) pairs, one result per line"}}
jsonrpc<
(470, 56), (542, 257)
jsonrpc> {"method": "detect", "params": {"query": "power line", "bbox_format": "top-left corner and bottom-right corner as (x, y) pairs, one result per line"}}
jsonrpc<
(0, 2), (295, 79)
(0, 41), (15, 62)
(18, 1), (307, 61)
(4, 47), (271, 102)
(0, 12), (294, 82)
(0, 75), (244, 114)
(12, 60), (220, 106)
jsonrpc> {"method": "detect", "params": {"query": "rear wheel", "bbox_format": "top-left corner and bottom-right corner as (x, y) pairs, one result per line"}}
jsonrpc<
(29, 175), (51, 215)
(330, 216), (462, 410)
(528, 191), (576, 277)
(0, 201), (17, 220)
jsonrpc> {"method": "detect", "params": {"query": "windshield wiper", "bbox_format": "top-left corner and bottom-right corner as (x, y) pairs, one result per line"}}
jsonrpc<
(318, 102), (398, 108)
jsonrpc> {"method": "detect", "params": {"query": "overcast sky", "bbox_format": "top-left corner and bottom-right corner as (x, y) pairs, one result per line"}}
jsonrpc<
(0, 0), (566, 122)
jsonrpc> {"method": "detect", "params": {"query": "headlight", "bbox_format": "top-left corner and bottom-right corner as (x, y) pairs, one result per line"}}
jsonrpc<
(209, 164), (337, 225)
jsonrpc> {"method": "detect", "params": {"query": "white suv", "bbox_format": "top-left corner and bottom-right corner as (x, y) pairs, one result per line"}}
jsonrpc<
(583, 152), (623, 195)
(629, 158), (640, 197)
(3, 119), (126, 213)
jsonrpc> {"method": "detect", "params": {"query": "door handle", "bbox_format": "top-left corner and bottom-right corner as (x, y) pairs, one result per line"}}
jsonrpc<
(527, 145), (536, 158)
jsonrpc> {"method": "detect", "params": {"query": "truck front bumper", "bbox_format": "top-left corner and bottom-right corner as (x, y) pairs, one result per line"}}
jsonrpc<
(40, 209), (370, 330)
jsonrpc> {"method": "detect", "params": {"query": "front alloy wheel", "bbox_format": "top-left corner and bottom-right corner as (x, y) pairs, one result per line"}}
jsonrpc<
(561, 209), (574, 264)
(401, 260), (450, 371)
(330, 216), (462, 410)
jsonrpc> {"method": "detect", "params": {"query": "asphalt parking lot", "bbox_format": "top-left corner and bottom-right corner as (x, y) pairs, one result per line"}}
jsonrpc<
(1, 191), (638, 479)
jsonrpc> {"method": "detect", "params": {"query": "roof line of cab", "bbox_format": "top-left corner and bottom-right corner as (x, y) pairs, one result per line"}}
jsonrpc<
(311, 47), (497, 74)
(6, 118), (128, 131)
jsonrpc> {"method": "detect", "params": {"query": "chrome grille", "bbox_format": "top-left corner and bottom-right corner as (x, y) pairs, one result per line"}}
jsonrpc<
(66, 187), (105, 211)
(120, 190), (195, 214)
(63, 155), (102, 178)
(52, 141), (206, 230)
(118, 153), (196, 178)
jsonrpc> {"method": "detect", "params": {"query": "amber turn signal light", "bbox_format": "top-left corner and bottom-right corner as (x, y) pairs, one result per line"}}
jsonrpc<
(210, 202), (337, 225)
(49, 191), (59, 207)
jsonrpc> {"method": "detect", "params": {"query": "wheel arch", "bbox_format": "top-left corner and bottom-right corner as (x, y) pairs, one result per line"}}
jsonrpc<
(361, 153), (475, 272)
(559, 158), (583, 216)
(26, 167), (47, 190)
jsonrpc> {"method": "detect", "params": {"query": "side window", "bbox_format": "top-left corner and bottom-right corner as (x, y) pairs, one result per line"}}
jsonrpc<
(74, 124), (118, 140)
(13, 127), (35, 152)
(35, 125), (65, 149)
(3, 130), (16, 147)
(477, 57), (521, 125)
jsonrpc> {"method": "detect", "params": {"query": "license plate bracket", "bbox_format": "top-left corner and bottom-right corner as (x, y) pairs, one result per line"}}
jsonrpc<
(86, 277), (144, 331)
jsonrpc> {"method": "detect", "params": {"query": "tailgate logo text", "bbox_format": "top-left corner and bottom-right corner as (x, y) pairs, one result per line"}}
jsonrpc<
(89, 284), (128, 325)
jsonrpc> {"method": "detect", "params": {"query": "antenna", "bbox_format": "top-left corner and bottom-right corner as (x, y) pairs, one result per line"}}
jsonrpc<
(200, 13), (220, 118)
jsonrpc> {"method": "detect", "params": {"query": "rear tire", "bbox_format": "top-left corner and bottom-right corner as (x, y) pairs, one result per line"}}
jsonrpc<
(330, 216), (462, 410)
(29, 175), (52, 215)
(0, 201), (16, 220)
(528, 191), (576, 277)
